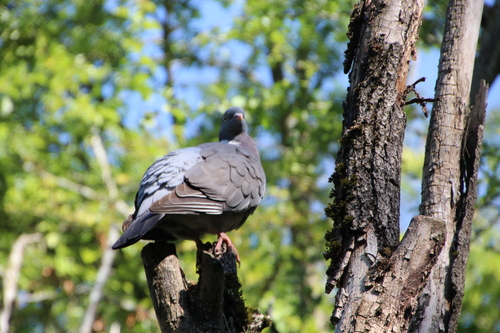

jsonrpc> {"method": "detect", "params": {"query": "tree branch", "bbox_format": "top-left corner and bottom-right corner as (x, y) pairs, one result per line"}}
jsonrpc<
(90, 129), (120, 202)
(80, 129), (131, 333)
(402, 77), (437, 117)
(141, 242), (188, 333)
(470, 1), (500, 100)
(37, 167), (103, 201)
(0, 233), (42, 333)
(79, 224), (120, 333)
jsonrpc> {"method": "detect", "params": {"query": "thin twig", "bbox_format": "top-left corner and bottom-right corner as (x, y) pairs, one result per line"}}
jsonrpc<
(79, 225), (120, 333)
(405, 97), (438, 106)
(90, 129), (119, 201)
(402, 77), (437, 117)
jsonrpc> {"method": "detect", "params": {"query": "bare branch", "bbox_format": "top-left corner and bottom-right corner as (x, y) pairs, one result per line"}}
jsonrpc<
(447, 80), (488, 329)
(343, 216), (446, 332)
(90, 130), (130, 216)
(470, 0), (500, 100)
(325, 3), (426, 329)
(79, 225), (120, 333)
(44, 170), (102, 200)
(16, 290), (58, 304)
(80, 129), (131, 333)
(90, 129), (119, 200)
(23, 162), (103, 201)
(402, 77), (436, 117)
(0, 233), (42, 333)
(404, 97), (437, 106)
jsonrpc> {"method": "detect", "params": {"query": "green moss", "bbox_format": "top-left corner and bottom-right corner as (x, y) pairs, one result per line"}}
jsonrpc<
(328, 162), (345, 184)
(245, 306), (271, 332)
(246, 306), (259, 323)
(325, 158), (360, 266)
(323, 239), (341, 260)
(324, 200), (345, 220)
(342, 215), (354, 228)
(341, 174), (358, 188)
(339, 123), (364, 145)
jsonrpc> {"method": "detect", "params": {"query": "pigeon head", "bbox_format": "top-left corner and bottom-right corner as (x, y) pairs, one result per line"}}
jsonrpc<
(219, 107), (248, 141)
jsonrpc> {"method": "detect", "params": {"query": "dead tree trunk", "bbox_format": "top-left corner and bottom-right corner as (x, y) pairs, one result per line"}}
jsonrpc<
(324, 0), (486, 332)
(413, 1), (485, 331)
(141, 242), (270, 333)
(324, 0), (428, 328)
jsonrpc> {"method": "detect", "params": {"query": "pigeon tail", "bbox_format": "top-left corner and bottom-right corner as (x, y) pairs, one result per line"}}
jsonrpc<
(112, 213), (164, 249)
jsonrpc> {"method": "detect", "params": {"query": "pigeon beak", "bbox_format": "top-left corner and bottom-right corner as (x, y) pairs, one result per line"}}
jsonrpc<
(234, 113), (244, 121)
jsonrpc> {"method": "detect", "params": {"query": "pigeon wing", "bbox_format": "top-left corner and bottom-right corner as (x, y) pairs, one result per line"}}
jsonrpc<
(149, 142), (265, 215)
(112, 147), (203, 249)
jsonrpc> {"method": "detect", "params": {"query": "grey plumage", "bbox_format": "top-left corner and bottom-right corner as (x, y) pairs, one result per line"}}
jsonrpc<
(112, 107), (266, 258)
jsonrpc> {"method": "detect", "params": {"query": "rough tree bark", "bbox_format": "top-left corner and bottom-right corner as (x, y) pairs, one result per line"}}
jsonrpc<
(414, 1), (485, 331)
(141, 241), (270, 333)
(324, 0), (428, 329)
(324, 0), (486, 332)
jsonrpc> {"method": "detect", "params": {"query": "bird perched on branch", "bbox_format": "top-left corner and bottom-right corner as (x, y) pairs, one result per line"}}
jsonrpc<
(112, 107), (266, 263)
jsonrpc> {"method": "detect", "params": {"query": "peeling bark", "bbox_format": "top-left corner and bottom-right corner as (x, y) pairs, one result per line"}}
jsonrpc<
(447, 80), (487, 330)
(356, 216), (446, 332)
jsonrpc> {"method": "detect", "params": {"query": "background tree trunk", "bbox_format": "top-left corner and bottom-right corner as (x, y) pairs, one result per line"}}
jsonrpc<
(470, 0), (500, 100)
(325, 0), (486, 331)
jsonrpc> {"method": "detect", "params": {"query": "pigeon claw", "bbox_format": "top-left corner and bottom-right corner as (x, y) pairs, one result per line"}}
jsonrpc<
(215, 232), (241, 265)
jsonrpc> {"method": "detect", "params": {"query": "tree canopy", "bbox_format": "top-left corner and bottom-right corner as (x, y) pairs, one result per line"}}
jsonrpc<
(0, 0), (499, 332)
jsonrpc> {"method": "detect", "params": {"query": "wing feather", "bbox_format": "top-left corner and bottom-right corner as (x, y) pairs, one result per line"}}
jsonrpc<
(149, 142), (265, 215)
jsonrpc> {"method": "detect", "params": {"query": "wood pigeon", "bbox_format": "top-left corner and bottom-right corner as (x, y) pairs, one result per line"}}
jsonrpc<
(112, 107), (266, 262)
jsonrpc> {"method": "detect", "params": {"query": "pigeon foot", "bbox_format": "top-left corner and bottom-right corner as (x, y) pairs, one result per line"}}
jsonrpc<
(215, 232), (241, 264)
